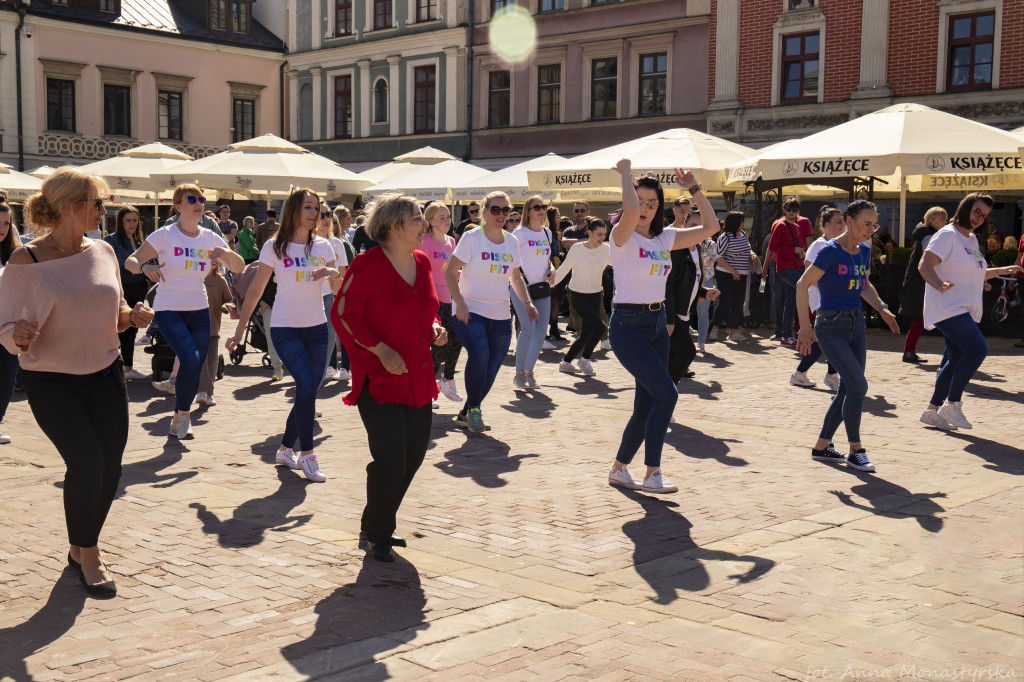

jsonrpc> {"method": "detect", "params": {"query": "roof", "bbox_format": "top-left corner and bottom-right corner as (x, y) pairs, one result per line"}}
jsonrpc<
(28, 0), (285, 52)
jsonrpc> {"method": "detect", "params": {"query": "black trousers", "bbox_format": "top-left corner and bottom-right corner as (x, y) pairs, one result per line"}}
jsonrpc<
(714, 273), (747, 330)
(356, 381), (433, 543)
(431, 302), (463, 381)
(21, 360), (128, 548)
(118, 281), (149, 368)
(667, 319), (697, 384)
(565, 291), (605, 362)
(0, 345), (19, 423)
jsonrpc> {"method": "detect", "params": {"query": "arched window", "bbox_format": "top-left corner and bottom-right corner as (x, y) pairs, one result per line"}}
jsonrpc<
(373, 78), (388, 124)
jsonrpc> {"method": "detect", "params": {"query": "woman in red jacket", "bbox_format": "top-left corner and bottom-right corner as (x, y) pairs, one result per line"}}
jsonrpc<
(332, 192), (447, 562)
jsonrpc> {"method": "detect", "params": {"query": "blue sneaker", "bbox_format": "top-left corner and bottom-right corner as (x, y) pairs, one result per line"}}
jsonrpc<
(467, 407), (487, 432)
(846, 449), (875, 472)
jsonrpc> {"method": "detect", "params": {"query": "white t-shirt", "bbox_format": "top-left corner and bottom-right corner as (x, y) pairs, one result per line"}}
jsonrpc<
(610, 227), (679, 305)
(451, 227), (522, 320)
(512, 226), (552, 284)
(805, 236), (828, 312)
(923, 224), (988, 329)
(146, 225), (228, 311)
(321, 236), (349, 296)
(259, 237), (337, 328)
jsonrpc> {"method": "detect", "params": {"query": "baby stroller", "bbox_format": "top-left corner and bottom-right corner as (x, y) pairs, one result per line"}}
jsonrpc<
(228, 261), (272, 368)
(141, 283), (226, 381)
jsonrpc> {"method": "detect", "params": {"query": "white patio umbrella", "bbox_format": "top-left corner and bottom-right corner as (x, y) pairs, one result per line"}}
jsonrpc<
(526, 128), (757, 196)
(726, 103), (1024, 242)
(26, 165), (58, 180)
(0, 163), (44, 201)
(452, 153), (567, 202)
(362, 158), (488, 202)
(362, 146), (457, 185)
(149, 134), (371, 198)
(79, 142), (192, 194)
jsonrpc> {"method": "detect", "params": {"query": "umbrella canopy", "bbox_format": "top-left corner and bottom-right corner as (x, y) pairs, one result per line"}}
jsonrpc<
(79, 142), (192, 194)
(26, 165), (58, 179)
(362, 146), (458, 184)
(363, 159), (488, 202)
(0, 163), (44, 200)
(149, 134), (371, 197)
(526, 128), (757, 195)
(452, 153), (567, 202)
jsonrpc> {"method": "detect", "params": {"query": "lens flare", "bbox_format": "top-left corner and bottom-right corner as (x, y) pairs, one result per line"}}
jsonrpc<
(488, 5), (537, 65)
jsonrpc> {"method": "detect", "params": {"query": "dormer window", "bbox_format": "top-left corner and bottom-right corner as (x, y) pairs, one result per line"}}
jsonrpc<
(211, 0), (252, 34)
(51, 0), (121, 10)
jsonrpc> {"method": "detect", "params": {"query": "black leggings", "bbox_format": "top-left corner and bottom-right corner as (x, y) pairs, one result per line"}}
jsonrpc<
(431, 302), (463, 381)
(714, 273), (747, 330)
(565, 290), (605, 362)
(21, 360), (128, 548)
(118, 281), (149, 368)
(668, 320), (697, 383)
(356, 381), (433, 543)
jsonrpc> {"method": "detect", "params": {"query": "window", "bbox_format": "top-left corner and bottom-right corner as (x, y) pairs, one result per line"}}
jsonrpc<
(102, 84), (131, 137)
(787, 0), (814, 9)
(780, 31), (819, 103)
(638, 52), (667, 116)
(591, 58), (617, 119)
(99, 0), (119, 11)
(334, 76), (352, 139)
(159, 91), (183, 140)
(373, 79), (388, 123)
(373, 0), (392, 29)
(336, 0), (352, 34)
(46, 78), (76, 132)
(488, 70), (510, 128)
(232, 98), (255, 142)
(232, 1), (251, 33)
(947, 12), (995, 91)
(491, 0), (513, 15)
(413, 65), (436, 134)
(539, 0), (563, 11)
(537, 64), (560, 123)
(210, 0), (226, 29)
(416, 0), (437, 21)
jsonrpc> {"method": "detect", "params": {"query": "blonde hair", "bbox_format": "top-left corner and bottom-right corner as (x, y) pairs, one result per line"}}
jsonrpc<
(320, 200), (343, 238)
(25, 166), (109, 233)
(242, 215), (256, 228)
(365, 193), (419, 243)
(171, 184), (205, 213)
(483, 191), (510, 210)
(922, 206), (948, 229)
(1003, 235), (1017, 251)
(423, 203), (448, 225)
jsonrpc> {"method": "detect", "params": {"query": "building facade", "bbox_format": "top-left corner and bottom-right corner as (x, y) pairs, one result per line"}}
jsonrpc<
(707, 0), (1024, 145)
(284, 0), (470, 166)
(0, 0), (285, 170)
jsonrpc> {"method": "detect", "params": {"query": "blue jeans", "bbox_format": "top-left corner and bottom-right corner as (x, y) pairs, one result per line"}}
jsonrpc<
(609, 307), (676, 468)
(155, 309), (211, 413)
(696, 281), (713, 345)
(930, 312), (987, 405)
(768, 263), (778, 327)
(453, 313), (512, 411)
(510, 289), (551, 373)
(271, 324), (328, 452)
(814, 309), (867, 444)
(322, 294), (339, 381)
(776, 267), (801, 338)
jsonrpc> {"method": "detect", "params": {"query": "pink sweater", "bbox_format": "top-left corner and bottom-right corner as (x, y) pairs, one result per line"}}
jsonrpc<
(0, 241), (126, 374)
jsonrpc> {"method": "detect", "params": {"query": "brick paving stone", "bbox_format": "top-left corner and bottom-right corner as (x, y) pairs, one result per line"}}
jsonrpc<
(0, 331), (1020, 680)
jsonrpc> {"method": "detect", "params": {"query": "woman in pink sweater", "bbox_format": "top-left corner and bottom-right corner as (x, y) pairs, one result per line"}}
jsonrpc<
(0, 167), (154, 598)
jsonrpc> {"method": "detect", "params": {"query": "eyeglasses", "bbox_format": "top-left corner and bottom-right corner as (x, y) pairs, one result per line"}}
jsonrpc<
(573, 208), (587, 214)
(972, 208), (991, 220)
(531, 204), (547, 211)
(93, 198), (105, 210)
(488, 206), (511, 216)
(185, 195), (207, 205)
(468, 208), (480, 214)
(639, 199), (659, 210)
(321, 211), (331, 219)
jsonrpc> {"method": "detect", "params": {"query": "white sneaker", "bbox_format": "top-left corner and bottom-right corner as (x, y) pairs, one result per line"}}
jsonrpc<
(439, 379), (463, 401)
(559, 360), (575, 374)
(432, 399), (439, 410)
(698, 342), (705, 353)
(336, 367), (351, 381)
(196, 392), (210, 406)
(729, 330), (748, 342)
(938, 402), (972, 429)
(512, 372), (528, 391)
(600, 339), (613, 351)
(275, 448), (300, 469)
(641, 470), (678, 494)
(707, 328), (718, 342)
(124, 368), (148, 380)
(136, 335), (151, 345)
(920, 407), (957, 431)
(0, 430), (12, 444)
(790, 371), (815, 387)
(152, 379), (176, 394)
(608, 467), (642, 490)
(525, 371), (538, 388)
(298, 453), (326, 482)
(823, 373), (840, 392)
(542, 339), (555, 349)
(576, 358), (595, 376)
(174, 414), (194, 440)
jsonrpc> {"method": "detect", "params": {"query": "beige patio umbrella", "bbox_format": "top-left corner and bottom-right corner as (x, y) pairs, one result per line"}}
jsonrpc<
(0, 163), (44, 201)
(526, 128), (758, 197)
(728, 103), (1024, 242)
(80, 142), (192, 194)
(362, 146), (457, 185)
(362, 158), (488, 202)
(149, 134), (371, 198)
(26, 165), (58, 180)
(452, 153), (567, 202)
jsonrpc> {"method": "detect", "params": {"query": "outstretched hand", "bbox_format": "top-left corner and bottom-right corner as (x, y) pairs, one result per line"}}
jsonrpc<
(613, 158), (632, 176)
(674, 168), (696, 188)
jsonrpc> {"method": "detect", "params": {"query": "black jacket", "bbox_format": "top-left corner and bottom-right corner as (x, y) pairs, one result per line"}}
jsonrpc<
(898, 223), (938, 318)
(665, 245), (708, 322)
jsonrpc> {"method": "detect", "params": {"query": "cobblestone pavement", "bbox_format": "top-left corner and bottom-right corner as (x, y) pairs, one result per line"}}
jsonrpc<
(0, 328), (1021, 681)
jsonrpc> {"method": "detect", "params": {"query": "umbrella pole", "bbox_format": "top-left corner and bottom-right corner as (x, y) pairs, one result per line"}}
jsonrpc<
(898, 173), (908, 247)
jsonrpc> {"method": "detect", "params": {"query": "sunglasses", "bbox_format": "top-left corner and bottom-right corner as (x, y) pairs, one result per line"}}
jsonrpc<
(573, 208), (587, 214)
(530, 204), (547, 211)
(639, 199), (659, 210)
(321, 211), (332, 219)
(489, 206), (511, 216)
(93, 198), (105, 210)
(468, 208), (480, 214)
(185, 195), (207, 205)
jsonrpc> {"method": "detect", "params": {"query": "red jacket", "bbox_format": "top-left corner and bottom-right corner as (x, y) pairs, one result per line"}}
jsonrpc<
(331, 247), (440, 408)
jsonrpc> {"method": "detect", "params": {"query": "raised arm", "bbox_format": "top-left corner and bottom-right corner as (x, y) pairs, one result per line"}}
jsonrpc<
(610, 159), (640, 247)
(670, 168), (718, 250)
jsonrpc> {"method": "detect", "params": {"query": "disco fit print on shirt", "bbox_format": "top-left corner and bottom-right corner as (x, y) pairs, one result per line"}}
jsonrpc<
(146, 225), (228, 311)
(812, 240), (871, 311)
(259, 237), (337, 327)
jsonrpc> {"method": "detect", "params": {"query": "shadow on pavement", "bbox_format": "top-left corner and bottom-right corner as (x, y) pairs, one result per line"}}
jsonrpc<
(665, 422), (747, 466)
(675, 379), (723, 401)
(116, 447), (198, 498)
(618, 489), (775, 605)
(831, 469), (947, 532)
(190, 467), (312, 548)
(0, 572), (87, 681)
(501, 389), (557, 418)
(943, 432), (1024, 475)
(433, 434), (539, 488)
(281, 555), (426, 681)
(545, 379), (630, 399)
(861, 394), (898, 418)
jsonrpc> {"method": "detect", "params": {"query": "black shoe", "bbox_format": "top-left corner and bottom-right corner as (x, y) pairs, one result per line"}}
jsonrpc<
(370, 540), (395, 562)
(902, 351), (925, 364)
(811, 443), (846, 463)
(683, 370), (696, 378)
(78, 570), (117, 598)
(67, 552), (80, 570)
(359, 531), (406, 548)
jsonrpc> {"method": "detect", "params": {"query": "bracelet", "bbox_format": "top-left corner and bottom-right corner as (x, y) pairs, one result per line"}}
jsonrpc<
(128, 309), (137, 328)
(688, 184), (702, 195)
